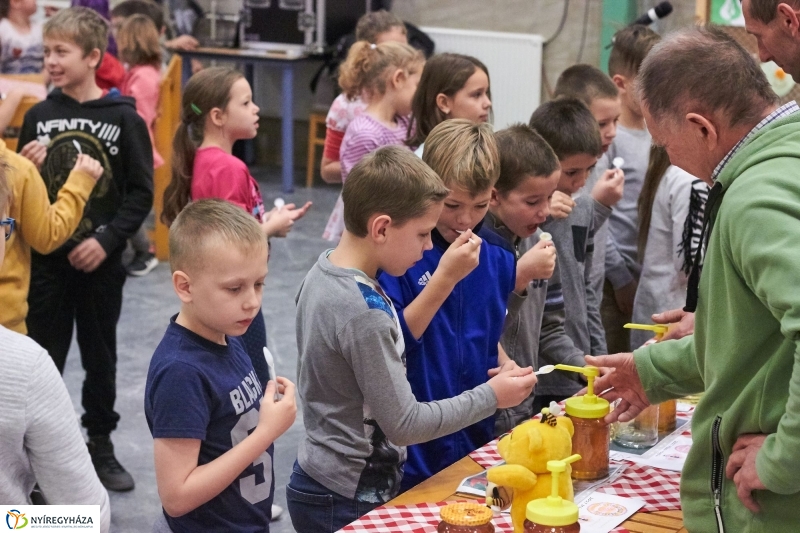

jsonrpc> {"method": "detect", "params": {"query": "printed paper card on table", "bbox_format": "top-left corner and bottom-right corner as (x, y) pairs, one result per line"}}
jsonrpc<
(636, 435), (693, 472)
(577, 492), (644, 533)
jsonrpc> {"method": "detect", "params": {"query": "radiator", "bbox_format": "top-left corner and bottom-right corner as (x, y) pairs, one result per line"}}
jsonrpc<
(420, 27), (543, 130)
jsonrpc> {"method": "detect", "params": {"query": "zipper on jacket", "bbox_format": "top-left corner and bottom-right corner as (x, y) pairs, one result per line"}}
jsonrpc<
(711, 416), (726, 533)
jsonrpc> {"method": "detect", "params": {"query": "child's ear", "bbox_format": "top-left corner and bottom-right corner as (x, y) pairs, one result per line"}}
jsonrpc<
(208, 107), (226, 127)
(435, 93), (451, 115)
(87, 48), (102, 70)
(369, 214), (392, 243)
(391, 68), (406, 89)
(172, 270), (193, 303)
(489, 187), (501, 207)
(611, 74), (628, 94)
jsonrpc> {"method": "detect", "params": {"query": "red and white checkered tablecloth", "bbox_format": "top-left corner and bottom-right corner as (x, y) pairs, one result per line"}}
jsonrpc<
(341, 404), (695, 531)
(338, 500), (629, 532)
(594, 462), (681, 513)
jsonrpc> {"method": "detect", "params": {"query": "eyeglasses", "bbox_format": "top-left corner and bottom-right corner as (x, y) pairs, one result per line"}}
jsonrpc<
(1, 218), (15, 241)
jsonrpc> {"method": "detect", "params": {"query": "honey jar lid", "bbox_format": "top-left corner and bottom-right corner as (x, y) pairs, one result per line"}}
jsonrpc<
(554, 365), (610, 419)
(564, 394), (610, 419)
(439, 502), (493, 526)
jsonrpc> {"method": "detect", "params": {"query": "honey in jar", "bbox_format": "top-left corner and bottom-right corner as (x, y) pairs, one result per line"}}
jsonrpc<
(524, 455), (582, 533)
(658, 399), (677, 434)
(554, 365), (610, 481)
(438, 502), (495, 533)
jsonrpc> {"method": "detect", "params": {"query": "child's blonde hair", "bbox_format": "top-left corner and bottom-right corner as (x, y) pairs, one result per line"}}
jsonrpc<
(162, 67), (244, 226)
(338, 41), (423, 100)
(169, 198), (266, 274)
(44, 7), (108, 64)
(117, 14), (161, 68)
(343, 146), (448, 237)
(422, 119), (499, 196)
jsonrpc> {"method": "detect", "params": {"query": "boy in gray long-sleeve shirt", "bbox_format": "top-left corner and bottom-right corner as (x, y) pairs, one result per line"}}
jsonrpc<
(488, 124), (589, 435)
(288, 146), (537, 533)
(531, 99), (609, 402)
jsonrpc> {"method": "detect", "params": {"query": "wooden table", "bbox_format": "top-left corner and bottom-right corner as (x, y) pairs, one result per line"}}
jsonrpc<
(388, 456), (687, 533)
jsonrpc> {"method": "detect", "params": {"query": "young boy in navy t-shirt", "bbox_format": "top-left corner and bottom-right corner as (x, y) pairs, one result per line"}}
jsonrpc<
(145, 199), (297, 533)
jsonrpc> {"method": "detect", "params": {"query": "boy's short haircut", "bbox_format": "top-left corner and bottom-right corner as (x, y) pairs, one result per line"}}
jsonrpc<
(553, 64), (618, 107)
(608, 24), (661, 78)
(169, 199), (266, 273)
(355, 10), (406, 42)
(44, 7), (108, 63)
(343, 145), (448, 237)
(529, 99), (602, 161)
(494, 124), (560, 195)
(110, 0), (165, 33)
(423, 119), (499, 196)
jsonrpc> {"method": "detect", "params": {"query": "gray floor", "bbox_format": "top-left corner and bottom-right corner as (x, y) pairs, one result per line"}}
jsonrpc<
(61, 168), (341, 533)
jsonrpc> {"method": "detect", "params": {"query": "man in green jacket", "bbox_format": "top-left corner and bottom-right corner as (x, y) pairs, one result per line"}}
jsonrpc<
(590, 27), (800, 532)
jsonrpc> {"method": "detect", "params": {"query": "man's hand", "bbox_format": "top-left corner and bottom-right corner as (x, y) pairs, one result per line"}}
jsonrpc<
(19, 140), (47, 170)
(515, 237), (556, 292)
(67, 237), (107, 273)
(549, 190), (575, 219)
(583, 353), (650, 424)
(437, 229), (482, 284)
(726, 434), (768, 513)
(614, 280), (638, 316)
(591, 168), (624, 208)
(73, 153), (104, 181)
(652, 308), (695, 341)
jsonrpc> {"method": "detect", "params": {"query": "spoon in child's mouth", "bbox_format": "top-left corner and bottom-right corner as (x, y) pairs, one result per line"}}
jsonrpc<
(455, 229), (476, 244)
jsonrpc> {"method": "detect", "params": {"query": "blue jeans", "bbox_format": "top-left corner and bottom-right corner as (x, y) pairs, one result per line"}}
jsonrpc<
(286, 461), (380, 533)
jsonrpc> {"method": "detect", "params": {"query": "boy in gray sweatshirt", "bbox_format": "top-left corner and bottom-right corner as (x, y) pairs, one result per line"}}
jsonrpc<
(488, 124), (591, 435)
(288, 146), (537, 533)
(531, 99), (610, 403)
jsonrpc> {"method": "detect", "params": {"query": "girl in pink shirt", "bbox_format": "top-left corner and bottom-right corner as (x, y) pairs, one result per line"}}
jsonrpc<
(117, 14), (163, 168)
(322, 40), (424, 242)
(162, 67), (311, 386)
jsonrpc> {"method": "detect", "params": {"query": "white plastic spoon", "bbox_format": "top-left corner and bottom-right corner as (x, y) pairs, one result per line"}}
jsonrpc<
(262, 346), (281, 400)
(535, 364), (556, 376)
(612, 156), (624, 169)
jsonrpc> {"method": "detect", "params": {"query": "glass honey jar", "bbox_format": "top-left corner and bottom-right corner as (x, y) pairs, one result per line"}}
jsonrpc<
(438, 502), (495, 533)
(554, 365), (610, 481)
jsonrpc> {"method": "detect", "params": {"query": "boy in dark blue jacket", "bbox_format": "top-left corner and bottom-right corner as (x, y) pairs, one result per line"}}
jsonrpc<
(380, 119), (524, 491)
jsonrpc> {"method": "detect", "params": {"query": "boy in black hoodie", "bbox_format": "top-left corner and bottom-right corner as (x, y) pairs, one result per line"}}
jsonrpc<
(17, 6), (153, 492)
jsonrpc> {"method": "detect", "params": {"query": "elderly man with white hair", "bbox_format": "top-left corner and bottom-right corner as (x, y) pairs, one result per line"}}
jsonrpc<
(588, 26), (800, 532)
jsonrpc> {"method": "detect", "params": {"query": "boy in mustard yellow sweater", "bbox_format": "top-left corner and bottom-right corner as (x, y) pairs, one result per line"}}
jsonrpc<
(0, 141), (102, 333)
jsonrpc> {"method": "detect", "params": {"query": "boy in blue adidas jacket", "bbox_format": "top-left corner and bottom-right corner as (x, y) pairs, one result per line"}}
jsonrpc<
(380, 120), (533, 491)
